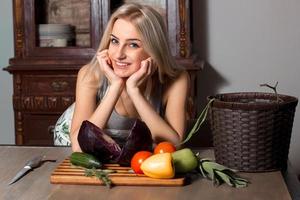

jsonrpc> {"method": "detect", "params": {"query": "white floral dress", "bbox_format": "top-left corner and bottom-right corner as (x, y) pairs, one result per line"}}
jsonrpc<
(53, 103), (74, 146)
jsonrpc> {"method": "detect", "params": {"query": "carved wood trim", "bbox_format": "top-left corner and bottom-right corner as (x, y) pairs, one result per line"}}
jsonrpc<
(16, 111), (23, 145)
(14, 0), (24, 57)
(33, 96), (45, 109)
(179, 0), (187, 57)
(21, 96), (74, 110)
(15, 74), (22, 93)
(61, 96), (74, 107)
(22, 96), (32, 110)
(13, 74), (22, 110)
(48, 97), (58, 109)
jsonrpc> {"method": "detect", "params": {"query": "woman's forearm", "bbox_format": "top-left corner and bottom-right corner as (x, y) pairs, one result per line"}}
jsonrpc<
(70, 83), (123, 152)
(88, 84), (123, 128)
(128, 88), (181, 145)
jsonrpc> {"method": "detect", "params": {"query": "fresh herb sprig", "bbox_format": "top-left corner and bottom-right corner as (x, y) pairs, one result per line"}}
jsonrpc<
(179, 98), (215, 146)
(196, 153), (249, 188)
(84, 167), (116, 188)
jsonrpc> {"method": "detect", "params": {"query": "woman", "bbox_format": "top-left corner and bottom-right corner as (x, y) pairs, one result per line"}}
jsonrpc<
(54, 3), (190, 152)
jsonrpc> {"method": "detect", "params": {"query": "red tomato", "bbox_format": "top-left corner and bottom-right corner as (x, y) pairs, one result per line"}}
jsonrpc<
(154, 141), (176, 154)
(131, 151), (152, 174)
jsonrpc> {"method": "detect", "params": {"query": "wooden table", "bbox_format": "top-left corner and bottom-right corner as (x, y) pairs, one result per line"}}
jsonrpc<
(0, 146), (293, 200)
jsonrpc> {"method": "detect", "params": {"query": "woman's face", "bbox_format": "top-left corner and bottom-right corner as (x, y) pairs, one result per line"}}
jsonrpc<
(108, 18), (149, 78)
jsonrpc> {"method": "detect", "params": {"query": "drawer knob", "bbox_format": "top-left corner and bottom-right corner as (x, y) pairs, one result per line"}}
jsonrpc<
(48, 125), (55, 135)
(51, 81), (69, 91)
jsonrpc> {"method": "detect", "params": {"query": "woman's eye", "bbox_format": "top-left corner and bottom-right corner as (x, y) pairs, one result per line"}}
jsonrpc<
(110, 38), (118, 44)
(129, 43), (139, 48)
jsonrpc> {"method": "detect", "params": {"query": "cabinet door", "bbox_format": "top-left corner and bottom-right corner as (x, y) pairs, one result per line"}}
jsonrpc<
(18, 0), (102, 59)
(23, 114), (60, 145)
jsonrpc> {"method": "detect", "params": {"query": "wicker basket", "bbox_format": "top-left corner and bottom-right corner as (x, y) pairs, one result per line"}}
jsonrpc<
(208, 92), (298, 172)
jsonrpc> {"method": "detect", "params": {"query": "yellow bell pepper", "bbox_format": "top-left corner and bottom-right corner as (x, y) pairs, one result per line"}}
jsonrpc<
(140, 153), (175, 179)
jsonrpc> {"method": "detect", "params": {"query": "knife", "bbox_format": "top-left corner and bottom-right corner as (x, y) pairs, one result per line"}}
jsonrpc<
(8, 155), (45, 185)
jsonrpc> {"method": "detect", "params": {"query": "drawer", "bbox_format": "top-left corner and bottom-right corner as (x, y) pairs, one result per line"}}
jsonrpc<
(22, 74), (77, 95)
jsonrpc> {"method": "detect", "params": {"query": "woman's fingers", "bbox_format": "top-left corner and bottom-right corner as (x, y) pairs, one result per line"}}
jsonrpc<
(96, 50), (123, 87)
(136, 60), (151, 85)
(97, 51), (110, 68)
(126, 57), (156, 92)
(97, 50), (114, 75)
(147, 59), (153, 76)
(143, 57), (155, 77)
(138, 60), (149, 79)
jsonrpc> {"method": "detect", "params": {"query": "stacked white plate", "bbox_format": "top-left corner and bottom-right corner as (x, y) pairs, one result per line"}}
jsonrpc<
(39, 24), (75, 47)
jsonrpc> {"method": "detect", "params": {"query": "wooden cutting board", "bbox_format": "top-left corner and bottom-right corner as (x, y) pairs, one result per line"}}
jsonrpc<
(50, 158), (186, 186)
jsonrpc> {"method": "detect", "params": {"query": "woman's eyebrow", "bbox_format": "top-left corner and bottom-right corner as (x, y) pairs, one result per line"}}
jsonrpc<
(110, 34), (141, 42)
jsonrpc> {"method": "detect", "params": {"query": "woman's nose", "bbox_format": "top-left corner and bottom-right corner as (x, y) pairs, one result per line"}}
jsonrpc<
(115, 46), (126, 60)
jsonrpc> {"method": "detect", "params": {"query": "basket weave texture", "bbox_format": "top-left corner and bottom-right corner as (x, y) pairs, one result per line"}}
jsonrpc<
(208, 92), (298, 172)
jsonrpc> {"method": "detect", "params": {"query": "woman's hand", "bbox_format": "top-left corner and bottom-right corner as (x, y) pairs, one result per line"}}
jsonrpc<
(97, 50), (124, 89)
(126, 58), (154, 94)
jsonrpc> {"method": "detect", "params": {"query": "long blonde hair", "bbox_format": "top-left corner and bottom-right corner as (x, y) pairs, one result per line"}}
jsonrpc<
(87, 3), (183, 86)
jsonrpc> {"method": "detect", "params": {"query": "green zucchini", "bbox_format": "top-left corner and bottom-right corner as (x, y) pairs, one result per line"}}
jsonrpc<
(70, 152), (102, 169)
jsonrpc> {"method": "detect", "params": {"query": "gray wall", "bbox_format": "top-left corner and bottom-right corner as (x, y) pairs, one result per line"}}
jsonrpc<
(0, 0), (14, 144)
(193, 0), (300, 174)
(0, 0), (299, 174)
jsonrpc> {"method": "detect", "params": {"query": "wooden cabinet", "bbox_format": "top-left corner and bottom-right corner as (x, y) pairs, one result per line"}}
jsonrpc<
(4, 0), (202, 146)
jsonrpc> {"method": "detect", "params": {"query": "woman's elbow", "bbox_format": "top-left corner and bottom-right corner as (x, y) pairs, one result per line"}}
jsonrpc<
(71, 142), (82, 152)
(70, 130), (82, 152)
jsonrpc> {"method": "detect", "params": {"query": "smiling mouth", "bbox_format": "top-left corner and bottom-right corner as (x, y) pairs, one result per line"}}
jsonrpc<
(115, 61), (130, 68)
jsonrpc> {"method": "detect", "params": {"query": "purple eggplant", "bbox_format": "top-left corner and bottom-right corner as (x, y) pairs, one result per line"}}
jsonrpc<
(116, 119), (153, 165)
(77, 119), (153, 166)
(77, 120), (121, 163)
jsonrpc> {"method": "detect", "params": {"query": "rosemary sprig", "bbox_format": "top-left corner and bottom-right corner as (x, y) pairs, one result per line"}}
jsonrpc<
(84, 167), (116, 188)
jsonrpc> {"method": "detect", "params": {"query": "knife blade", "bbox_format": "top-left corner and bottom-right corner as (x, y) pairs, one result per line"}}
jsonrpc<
(8, 155), (44, 185)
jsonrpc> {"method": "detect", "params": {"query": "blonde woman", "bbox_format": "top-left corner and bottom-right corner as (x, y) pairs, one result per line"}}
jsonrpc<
(54, 3), (190, 152)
